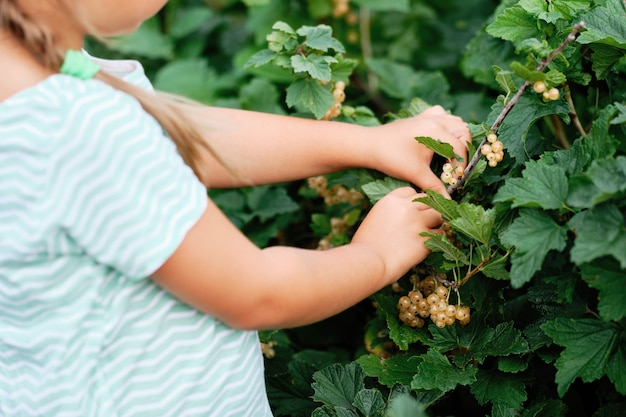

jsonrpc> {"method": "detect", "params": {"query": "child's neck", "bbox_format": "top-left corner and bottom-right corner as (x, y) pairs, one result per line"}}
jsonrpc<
(0, 30), (53, 102)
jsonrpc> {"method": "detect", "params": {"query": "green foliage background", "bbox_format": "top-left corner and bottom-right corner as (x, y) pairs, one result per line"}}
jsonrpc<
(91, 0), (626, 416)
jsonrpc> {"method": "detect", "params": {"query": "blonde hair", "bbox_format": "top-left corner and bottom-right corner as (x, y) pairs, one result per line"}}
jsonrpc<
(0, 0), (227, 183)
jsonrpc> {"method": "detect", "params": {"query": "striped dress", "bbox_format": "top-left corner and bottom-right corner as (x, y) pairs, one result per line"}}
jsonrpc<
(0, 59), (273, 416)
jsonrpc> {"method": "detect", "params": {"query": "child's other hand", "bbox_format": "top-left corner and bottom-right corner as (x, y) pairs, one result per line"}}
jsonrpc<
(351, 187), (442, 283)
(367, 105), (470, 197)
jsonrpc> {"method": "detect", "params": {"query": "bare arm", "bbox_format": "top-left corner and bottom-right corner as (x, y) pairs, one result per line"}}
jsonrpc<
(152, 187), (442, 330)
(187, 105), (470, 195)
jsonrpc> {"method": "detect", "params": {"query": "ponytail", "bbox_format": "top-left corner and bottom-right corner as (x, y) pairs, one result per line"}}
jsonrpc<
(0, 0), (229, 183)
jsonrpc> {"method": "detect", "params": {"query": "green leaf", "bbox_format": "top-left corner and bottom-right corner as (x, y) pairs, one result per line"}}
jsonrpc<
(500, 209), (568, 288)
(244, 185), (300, 222)
(361, 177), (411, 203)
(153, 59), (217, 103)
(486, 7), (540, 45)
(569, 204), (626, 268)
(450, 203), (496, 245)
(470, 370), (527, 410)
(410, 349), (477, 393)
(488, 95), (570, 164)
(286, 78), (335, 119)
(352, 389), (385, 417)
(422, 233), (470, 265)
(580, 260), (626, 322)
(415, 189), (460, 221)
(312, 363), (365, 410)
(567, 156), (626, 208)
(291, 54), (336, 81)
(493, 160), (569, 210)
(244, 49), (278, 68)
(297, 25), (345, 53)
(498, 356), (529, 373)
(541, 318), (626, 396)
(510, 61), (545, 82)
(577, 0), (626, 48)
(372, 294), (426, 350)
(356, 354), (421, 388)
(493, 65), (517, 98)
(169, 6), (213, 38)
(415, 136), (461, 161)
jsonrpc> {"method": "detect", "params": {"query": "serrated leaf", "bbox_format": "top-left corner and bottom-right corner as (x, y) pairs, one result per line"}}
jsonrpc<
(361, 177), (411, 203)
(312, 363), (365, 410)
(352, 389), (385, 417)
(577, 0), (626, 48)
(488, 95), (570, 164)
(569, 204), (626, 268)
(500, 209), (568, 288)
(422, 233), (469, 265)
(244, 49), (278, 68)
(371, 294), (426, 350)
(356, 354), (421, 388)
(470, 370), (527, 410)
(244, 185), (299, 222)
(415, 136), (462, 161)
(493, 65), (517, 98)
(297, 25), (345, 53)
(493, 160), (569, 210)
(486, 7), (540, 44)
(414, 189), (460, 221)
(411, 349), (477, 392)
(450, 203), (496, 245)
(272, 21), (296, 35)
(286, 78), (335, 119)
(498, 356), (529, 373)
(567, 156), (626, 208)
(291, 54), (336, 81)
(541, 318), (626, 396)
(510, 61), (545, 82)
(580, 260), (626, 322)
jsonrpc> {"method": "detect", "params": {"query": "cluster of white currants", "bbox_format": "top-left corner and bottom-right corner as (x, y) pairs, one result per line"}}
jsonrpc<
(481, 132), (505, 168)
(533, 80), (560, 101)
(323, 81), (347, 120)
(397, 276), (471, 329)
(440, 162), (465, 186)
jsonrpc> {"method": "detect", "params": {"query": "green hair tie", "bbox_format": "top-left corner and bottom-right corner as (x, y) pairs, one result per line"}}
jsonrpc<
(60, 50), (101, 80)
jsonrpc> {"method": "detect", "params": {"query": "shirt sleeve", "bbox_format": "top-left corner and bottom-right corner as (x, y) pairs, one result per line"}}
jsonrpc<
(50, 78), (208, 279)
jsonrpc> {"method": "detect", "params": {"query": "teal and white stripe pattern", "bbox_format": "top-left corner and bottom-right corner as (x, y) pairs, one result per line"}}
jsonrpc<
(0, 70), (273, 416)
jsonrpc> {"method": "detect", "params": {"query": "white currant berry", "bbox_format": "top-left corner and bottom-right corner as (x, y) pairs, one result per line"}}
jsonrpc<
(494, 151), (504, 162)
(441, 171), (453, 183)
(427, 294), (440, 305)
(487, 133), (498, 143)
(335, 80), (346, 91)
(547, 87), (560, 100)
(533, 80), (547, 94)
(481, 144), (492, 156)
(491, 140), (504, 153)
(454, 166), (465, 177)
(443, 163), (453, 173)
(435, 286), (448, 298)
(488, 159), (498, 167)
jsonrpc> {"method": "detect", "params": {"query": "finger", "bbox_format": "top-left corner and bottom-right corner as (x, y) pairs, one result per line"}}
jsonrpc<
(420, 105), (446, 116)
(416, 172), (450, 199)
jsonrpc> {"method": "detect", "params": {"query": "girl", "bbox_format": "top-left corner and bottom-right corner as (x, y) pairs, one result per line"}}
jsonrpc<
(0, 0), (470, 415)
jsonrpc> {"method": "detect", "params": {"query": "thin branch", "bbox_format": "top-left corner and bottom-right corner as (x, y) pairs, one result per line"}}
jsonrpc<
(447, 21), (586, 196)
(564, 82), (587, 137)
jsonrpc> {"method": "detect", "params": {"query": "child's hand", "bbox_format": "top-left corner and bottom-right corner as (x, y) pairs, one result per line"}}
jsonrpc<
(366, 105), (470, 197)
(351, 187), (442, 283)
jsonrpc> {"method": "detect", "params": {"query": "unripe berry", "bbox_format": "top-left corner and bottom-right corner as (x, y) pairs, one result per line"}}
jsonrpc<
(533, 80), (547, 94)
